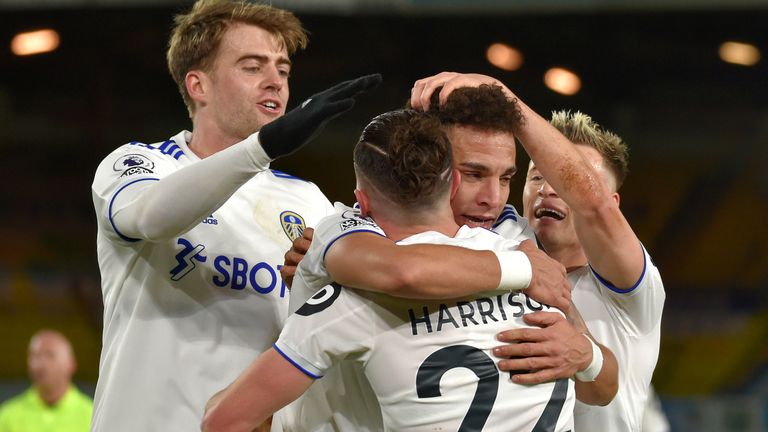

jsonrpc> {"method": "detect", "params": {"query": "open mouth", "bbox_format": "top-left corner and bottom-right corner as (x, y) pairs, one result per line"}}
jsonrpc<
(534, 207), (565, 220)
(260, 101), (279, 112)
(462, 215), (495, 228)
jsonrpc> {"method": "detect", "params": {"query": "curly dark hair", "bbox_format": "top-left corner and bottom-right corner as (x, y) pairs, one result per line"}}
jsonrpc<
(408, 84), (524, 133)
(354, 109), (453, 211)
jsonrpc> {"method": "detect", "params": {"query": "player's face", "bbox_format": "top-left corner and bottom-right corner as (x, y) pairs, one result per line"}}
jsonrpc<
(206, 23), (290, 141)
(448, 126), (517, 229)
(28, 333), (75, 391)
(522, 145), (614, 250)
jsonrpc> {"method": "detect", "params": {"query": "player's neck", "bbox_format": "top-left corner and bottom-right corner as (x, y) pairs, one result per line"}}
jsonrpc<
(36, 382), (69, 406)
(377, 209), (459, 242)
(188, 117), (242, 159)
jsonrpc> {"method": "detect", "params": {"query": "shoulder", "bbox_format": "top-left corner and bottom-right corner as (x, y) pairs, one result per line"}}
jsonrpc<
(265, 170), (331, 203)
(589, 244), (664, 296)
(0, 389), (32, 417)
(314, 203), (384, 245)
(93, 132), (189, 183)
(454, 225), (510, 248)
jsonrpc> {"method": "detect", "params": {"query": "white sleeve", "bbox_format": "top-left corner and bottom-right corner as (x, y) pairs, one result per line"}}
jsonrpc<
(590, 245), (666, 335)
(275, 284), (374, 378)
(291, 204), (386, 309)
(106, 132), (271, 242)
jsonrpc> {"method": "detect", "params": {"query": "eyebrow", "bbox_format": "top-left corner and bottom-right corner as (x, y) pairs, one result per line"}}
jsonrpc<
(459, 161), (517, 176)
(237, 54), (292, 68)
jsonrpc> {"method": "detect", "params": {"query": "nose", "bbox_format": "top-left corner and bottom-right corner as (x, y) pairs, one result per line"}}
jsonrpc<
(478, 180), (503, 209)
(537, 180), (558, 197)
(262, 64), (284, 92)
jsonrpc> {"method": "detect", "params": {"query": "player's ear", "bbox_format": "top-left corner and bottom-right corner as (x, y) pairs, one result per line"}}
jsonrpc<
(186, 70), (209, 108)
(612, 192), (620, 206)
(354, 188), (371, 216)
(449, 168), (461, 200)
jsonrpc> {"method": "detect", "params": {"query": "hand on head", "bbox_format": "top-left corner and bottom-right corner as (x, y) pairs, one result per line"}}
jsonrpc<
(410, 72), (514, 111)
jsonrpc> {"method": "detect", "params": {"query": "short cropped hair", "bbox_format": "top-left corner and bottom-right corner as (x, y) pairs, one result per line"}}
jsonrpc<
(167, 0), (308, 117)
(354, 110), (453, 212)
(549, 110), (630, 188)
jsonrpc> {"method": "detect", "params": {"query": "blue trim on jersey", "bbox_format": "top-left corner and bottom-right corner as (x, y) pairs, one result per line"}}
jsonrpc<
(589, 244), (647, 294)
(108, 177), (160, 242)
(322, 229), (386, 262)
(271, 169), (307, 181)
(129, 139), (186, 160)
(493, 213), (518, 226)
(492, 205), (519, 228)
(273, 344), (322, 379)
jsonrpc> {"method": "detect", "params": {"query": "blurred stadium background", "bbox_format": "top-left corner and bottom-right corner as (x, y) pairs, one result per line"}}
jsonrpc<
(0, 0), (767, 430)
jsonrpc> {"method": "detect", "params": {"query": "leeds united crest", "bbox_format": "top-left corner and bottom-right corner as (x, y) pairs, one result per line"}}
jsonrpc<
(280, 210), (305, 242)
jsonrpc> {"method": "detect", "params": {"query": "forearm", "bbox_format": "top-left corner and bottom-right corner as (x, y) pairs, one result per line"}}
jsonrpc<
(202, 348), (312, 432)
(112, 133), (271, 241)
(516, 102), (610, 214)
(568, 305), (618, 405)
(516, 99), (644, 287)
(575, 342), (618, 406)
(360, 244), (503, 299)
(327, 235), (530, 299)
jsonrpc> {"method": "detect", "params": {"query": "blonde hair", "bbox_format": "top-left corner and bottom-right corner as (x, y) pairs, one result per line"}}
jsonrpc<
(550, 110), (629, 189)
(167, 0), (308, 117)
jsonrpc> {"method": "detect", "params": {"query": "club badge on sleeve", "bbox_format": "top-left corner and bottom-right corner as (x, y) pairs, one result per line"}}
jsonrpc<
(280, 210), (306, 242)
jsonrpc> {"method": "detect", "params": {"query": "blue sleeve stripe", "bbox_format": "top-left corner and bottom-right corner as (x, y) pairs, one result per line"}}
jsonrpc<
(107, 177), (160, 242)
(271, 169), (306, 181)
(589, 244), (647, 294)
(322, 229), (386, 262)
(273, 344), (322, 379)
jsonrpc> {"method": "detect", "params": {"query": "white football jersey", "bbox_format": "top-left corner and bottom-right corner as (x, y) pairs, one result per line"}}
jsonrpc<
(276, 227), (574, 432)
(274, 203), (536, 432)
(492, 204), (536, 242)
(570, 246), (665, 432)
(90, 131), (333, 432)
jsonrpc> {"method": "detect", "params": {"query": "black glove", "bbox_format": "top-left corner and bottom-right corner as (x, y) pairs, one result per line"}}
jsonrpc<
(259, 73), (383, 159)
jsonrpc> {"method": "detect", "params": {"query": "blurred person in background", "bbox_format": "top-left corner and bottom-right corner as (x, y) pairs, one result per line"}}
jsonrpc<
(0, 330), (93, 432)
(89, 0), (378, 430)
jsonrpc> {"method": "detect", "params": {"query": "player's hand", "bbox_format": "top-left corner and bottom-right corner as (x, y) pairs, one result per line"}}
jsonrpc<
(517, 240), (571, 312)
(410, 72), (515, 111)
(259, 74), (383, 159)
(493, 311), (592, 385)
(280, 227), (314, 289)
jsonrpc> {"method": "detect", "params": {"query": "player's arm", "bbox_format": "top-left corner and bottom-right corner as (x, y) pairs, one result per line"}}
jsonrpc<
(201, 348), (314, 432)
(281, 226), (571, 310)
(110, 74), (381, 242)
(512, 103), (642, 289)
(567, 305), (619, 405)
(322, 232), (571, 310)
(493, 309), (618, 406)
(412, 72), (641, 288)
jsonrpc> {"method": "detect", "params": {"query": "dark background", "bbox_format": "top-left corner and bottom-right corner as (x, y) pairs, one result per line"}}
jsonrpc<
(1, 2), (767, 430)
